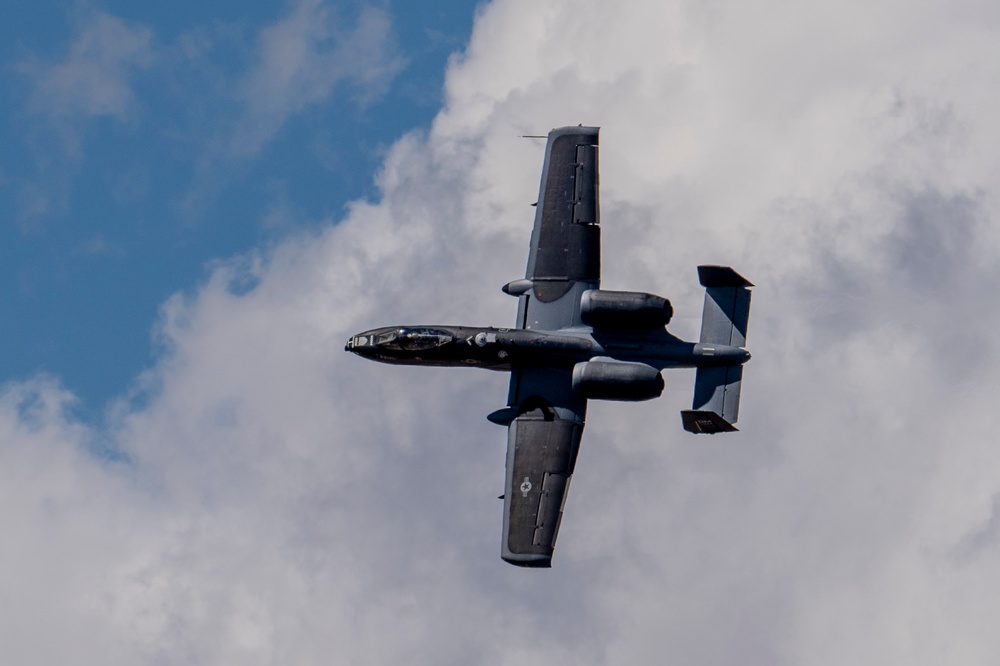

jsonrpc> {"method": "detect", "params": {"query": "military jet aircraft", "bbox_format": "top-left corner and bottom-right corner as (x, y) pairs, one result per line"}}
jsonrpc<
(347, 126), (752, 567)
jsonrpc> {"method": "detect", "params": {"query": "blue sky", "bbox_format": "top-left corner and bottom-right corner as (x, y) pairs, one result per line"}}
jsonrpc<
(1, 0), (476, 416)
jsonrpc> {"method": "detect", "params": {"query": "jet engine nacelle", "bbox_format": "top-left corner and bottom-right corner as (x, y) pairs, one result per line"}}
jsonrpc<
(572, 360), (664, 401)
(580, 290), (673, 329)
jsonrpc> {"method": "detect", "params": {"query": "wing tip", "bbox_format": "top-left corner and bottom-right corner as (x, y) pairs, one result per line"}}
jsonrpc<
(502, 552), (553, 568)
(547, 125), (600, 141)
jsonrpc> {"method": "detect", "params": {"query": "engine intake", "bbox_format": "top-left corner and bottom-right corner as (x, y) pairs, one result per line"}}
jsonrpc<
(572, 360), (664, 401)
(580, 290), (673, 329)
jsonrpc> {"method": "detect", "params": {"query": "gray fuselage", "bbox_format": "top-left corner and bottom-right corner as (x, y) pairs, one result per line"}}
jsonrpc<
(345, 325), (750, 371)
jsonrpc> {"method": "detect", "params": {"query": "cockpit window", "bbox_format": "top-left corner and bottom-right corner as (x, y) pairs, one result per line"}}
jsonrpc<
(377, 328), (452, 351)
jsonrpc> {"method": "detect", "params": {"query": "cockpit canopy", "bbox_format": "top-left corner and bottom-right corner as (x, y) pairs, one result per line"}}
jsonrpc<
(371, 327), (453, 351)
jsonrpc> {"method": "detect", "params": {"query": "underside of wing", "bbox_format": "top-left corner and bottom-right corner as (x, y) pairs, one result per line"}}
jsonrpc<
(501, 367), (587, 567)
(515, 126), (601, 331)
(498, 126), (600, 567)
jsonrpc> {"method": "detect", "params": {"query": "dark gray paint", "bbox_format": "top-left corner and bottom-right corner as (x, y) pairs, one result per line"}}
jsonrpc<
(502, 402), (582, 566)
(346, 126), (753, 566)
(687, 264), (753, 428)
(527, 126), (601, 289)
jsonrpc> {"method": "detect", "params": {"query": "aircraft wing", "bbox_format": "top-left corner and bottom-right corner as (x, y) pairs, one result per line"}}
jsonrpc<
(514, 125), (601, 330)
(501, 367), (587, 567)
(498, 126), (601, 566)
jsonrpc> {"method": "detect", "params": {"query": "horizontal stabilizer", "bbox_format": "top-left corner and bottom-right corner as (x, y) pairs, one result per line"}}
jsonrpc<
(687, 266), (752, 434)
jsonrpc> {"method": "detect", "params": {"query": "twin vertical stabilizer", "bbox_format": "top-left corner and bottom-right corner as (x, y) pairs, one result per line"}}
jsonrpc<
(681, 266), (753, 434)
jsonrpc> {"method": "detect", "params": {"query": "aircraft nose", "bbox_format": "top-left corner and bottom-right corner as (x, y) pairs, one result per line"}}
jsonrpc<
(346, 333), (375, 353)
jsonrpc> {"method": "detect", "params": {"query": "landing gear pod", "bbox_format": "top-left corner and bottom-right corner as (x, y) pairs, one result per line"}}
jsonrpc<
(580, 290), (673, 329)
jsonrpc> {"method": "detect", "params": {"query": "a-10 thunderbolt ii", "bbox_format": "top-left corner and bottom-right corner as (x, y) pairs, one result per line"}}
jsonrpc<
(346, 126), (752, 568)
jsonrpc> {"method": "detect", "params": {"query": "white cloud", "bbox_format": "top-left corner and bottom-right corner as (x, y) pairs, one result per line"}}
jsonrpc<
(231, 1), (405, 156)
(4, 0), (1000, 663)
(23, 11), (152, 121)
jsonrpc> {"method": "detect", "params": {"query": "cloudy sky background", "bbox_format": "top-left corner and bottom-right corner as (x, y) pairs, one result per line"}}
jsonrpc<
(3, 0), (1000, 663)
